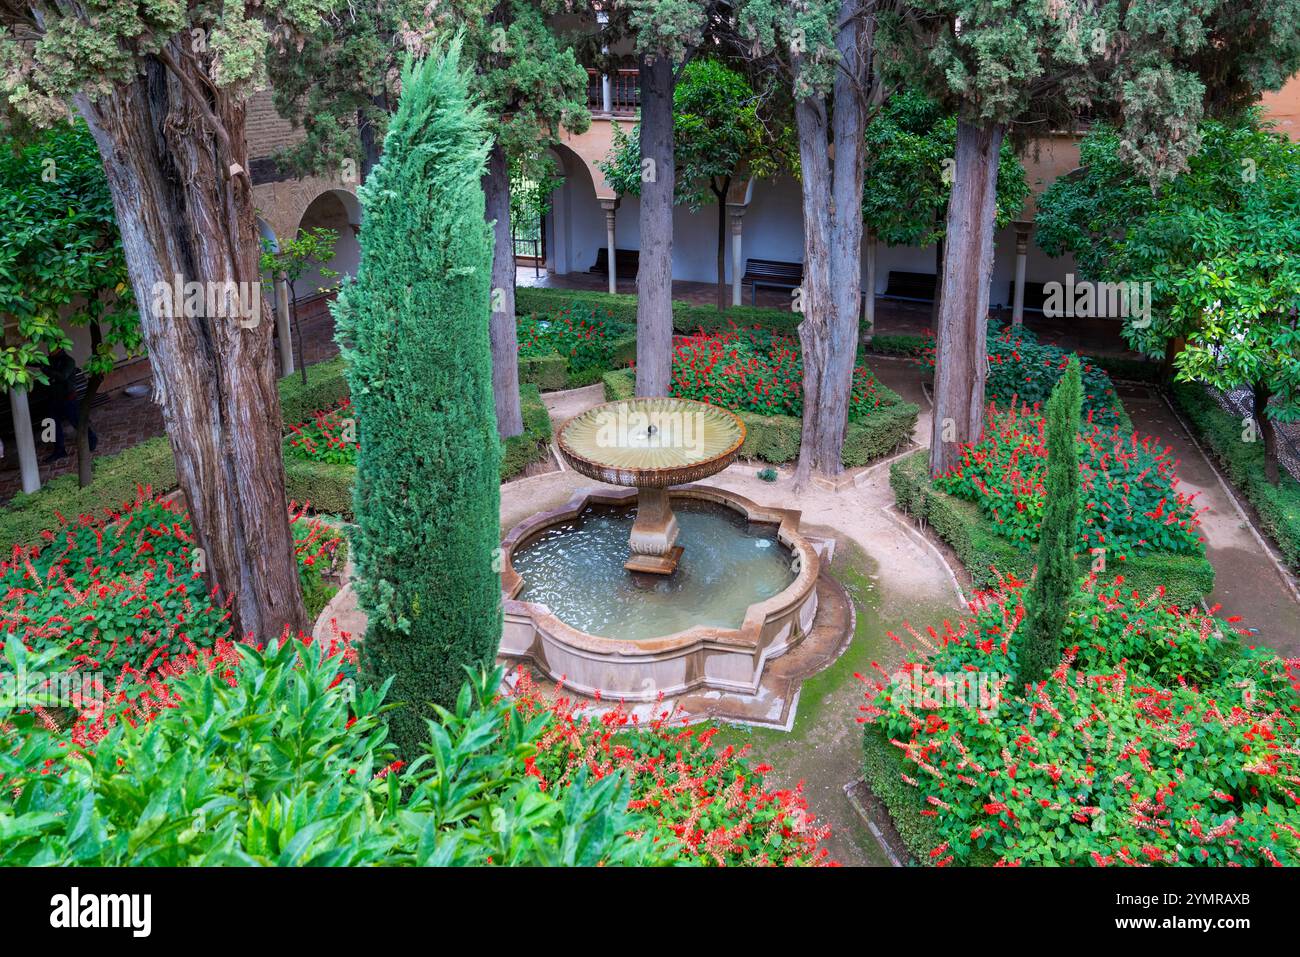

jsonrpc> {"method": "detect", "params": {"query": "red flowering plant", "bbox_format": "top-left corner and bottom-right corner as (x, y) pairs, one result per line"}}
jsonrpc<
(935, 401), (1206, 558)
(508, 669), (834, 866)
(860, 574), (1300, 866)
(0, 488), (343, 747)
(518, 302), (624, 374)
(284, 397), (359, 466)
(671, 323), (888, 420)
(913, 323), (1123, 428)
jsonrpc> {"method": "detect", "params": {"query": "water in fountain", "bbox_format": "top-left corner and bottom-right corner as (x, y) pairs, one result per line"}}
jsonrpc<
(513, 499), (797, 641)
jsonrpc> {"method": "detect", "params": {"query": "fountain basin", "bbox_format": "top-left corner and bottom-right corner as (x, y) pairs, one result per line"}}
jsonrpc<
(499, 485), (820, 701)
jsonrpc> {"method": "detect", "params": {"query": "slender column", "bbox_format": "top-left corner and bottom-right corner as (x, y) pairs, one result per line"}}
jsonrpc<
(601, 198), (619, 295)
(864, 228), (877, 341)
(1011, 221), (1032, 327)
(7, 387), (40, 494)
(275, 275), (295, 377)
(729, 205), (745, 307)
(598, 11), (612, 114)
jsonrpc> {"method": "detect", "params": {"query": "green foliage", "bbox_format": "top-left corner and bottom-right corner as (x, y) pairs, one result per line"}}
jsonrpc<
(1017, 360), (1082, 686)
(875, 2), (1300, 184)
(0, 642), (657, 866)
(1038, 114), (1300, 468)
(330, 45), (502, 758)
(0, 120), (138, 390)
(862, 88), (1027, 247)
(890, 450), (1216, 607)
(600, 58), (786, 209)
(260, 226), (340, 295)
(1172, 382), (1300, 573)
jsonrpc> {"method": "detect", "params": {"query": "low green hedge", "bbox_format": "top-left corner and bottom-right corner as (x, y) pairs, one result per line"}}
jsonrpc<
(1172, 382), (1300, 573)
(516, 285), (880, 341)
(2, 366), (552, 547)
(603, 368), (918, 467)
(518, 333), (637, 392)
(0, 435), (178, 553)
(889, 450), (1215, 607)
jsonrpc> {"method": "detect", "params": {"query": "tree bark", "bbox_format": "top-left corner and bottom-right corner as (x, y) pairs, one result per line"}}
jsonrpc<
(929, 120), (1005, 477)
(636, 52), (675, 397)
(713, 178), (729, 311)
(483, 142), (524, 438)
(792, 0), (871, 488)
(1254, 381), (1280, 485)
(74, 46), (307, 641)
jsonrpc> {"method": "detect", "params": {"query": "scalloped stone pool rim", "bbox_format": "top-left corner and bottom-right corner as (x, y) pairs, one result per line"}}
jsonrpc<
(499, 484), (821, 701)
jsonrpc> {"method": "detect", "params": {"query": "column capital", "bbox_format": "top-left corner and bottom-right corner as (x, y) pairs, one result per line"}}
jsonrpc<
(599, 197), (620, 213)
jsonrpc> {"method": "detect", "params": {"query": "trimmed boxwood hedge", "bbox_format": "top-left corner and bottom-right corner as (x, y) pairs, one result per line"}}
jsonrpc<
(1172, 381), (1300, 573)
(518, 332), (637, 392)
(889, 450), (1215, 607)
(1, 367), (553, 549)
(602, 368), (918, 467)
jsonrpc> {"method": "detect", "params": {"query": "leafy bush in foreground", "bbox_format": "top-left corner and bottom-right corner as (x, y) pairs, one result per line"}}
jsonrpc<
(0, 642), (655, 866)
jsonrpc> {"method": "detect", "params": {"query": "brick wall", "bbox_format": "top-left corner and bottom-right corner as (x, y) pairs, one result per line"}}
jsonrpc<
(246, 88), (304, 161)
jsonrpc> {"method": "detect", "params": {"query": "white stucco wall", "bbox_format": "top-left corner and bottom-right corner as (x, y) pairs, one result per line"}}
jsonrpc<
(546, 170), (1078, 303)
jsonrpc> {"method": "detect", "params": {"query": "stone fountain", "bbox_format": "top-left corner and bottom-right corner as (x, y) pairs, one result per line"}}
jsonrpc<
(555, 397), (746, 574)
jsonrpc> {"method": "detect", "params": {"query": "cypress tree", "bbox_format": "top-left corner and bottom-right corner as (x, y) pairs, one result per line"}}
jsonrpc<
(332, 41), (502, 757)
(1016, 359), (1083, 687)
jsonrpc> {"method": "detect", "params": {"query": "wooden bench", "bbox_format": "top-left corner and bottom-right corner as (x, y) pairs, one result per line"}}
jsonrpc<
(881, 271), (937, 303)
(589, 247), (640, 278)
(741, 259), (804, 306)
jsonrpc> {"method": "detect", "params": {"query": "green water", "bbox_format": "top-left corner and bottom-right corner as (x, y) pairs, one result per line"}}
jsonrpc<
(513, 500), (796, 640)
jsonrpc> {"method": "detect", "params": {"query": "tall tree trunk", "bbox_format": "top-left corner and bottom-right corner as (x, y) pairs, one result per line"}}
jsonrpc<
(483, 142), (523, 438)
(931, 205), (945, 326)
(636, 52), (675, 397)
(1254, 381), (1280, 485)
(357, 92), (387, 182)
(929, 120), (1005, 478)
(74, 323), (102, 488)
(714, 178), (729, 311)
(793, 0), (871, 488)
(75, 46), (307, 641)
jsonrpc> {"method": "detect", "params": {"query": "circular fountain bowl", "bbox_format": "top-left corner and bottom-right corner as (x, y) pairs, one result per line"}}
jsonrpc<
(499, 485), (820, 701)
(556, 397), (746, 488)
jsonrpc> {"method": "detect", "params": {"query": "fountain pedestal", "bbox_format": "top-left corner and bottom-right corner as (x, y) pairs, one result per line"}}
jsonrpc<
(625, 487), (682, 574)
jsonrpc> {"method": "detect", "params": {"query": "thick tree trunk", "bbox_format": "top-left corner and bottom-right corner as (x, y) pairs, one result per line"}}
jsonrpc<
(929, 120), (1005, 478)
(483, 143), (524, 437)
(636, 52), (675, 397)
(793, 0), (870, 488)
(1254, 381), (1280, 485)
(714, 179), (729, 311)
(75, 47), (307, 641)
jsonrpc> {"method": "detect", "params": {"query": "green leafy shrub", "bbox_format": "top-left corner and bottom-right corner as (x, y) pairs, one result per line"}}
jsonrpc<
(0, 641), (657, 866)
(330, 47), (502, 757)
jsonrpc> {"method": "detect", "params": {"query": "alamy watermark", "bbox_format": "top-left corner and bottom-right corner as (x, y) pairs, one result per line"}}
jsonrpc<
(1043, 274), (1152, 327)
(150, 273), (261, 328)
(889, 668), (1006, 716)
(593, 405), (706, 458)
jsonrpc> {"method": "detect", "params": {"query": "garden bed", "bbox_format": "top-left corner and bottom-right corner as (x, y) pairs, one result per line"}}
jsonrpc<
(283, 380), (554, 519)
(860, 576), (1299, 866)
(890, 449), (1215, 607)
(516, 301), (637, 390)
(603, 361), (918, 467)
